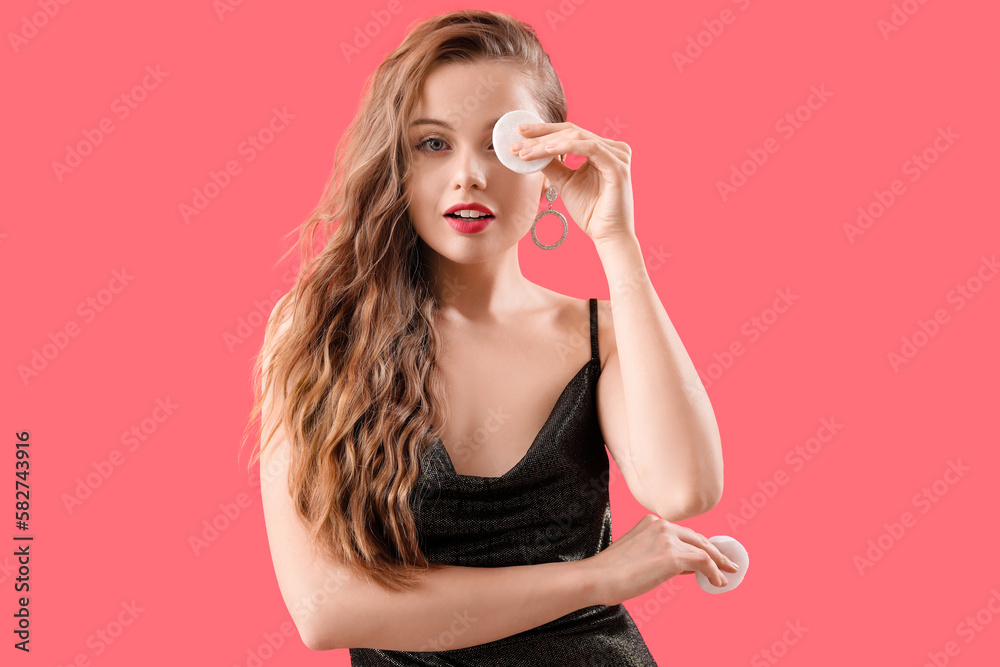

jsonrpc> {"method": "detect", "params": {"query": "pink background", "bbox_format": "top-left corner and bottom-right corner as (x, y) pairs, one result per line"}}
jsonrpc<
(4, 0), (999, 664)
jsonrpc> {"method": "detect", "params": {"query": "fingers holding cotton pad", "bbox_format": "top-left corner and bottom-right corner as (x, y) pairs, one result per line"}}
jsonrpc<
(493, 109), (554, 174)
(696, 536), (749, 594)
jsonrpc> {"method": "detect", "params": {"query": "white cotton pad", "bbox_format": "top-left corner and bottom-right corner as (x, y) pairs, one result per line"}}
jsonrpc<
(696, 535), (749, 594)
(493, 109), (553, 174)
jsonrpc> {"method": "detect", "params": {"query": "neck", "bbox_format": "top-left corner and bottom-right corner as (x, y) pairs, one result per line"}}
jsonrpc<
(419, 239), (543, 323)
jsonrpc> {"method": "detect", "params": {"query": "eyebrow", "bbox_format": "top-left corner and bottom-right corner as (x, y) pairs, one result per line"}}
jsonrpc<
(409, 116), (501, 132)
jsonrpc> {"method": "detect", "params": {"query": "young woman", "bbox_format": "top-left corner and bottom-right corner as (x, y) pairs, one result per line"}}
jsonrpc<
(244, 9), (736, 666)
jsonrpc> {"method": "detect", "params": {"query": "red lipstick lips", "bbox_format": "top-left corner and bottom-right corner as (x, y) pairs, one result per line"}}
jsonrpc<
(444, 202), (494, 216)
(443, 202), (494, 234)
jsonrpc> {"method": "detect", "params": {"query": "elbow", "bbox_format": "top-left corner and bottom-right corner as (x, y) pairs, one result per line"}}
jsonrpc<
(654, 497), (707, 522)
(294, 610), (351, 651)
(684, 456), (725, 517)
(299, 624), (340, 652)
(687, 479), (724, 518)
(276, 574), (362, 651)
(690, 497), (719, 519)
(301, 634), (327, 652)
(298, 622), (332, 651)
(649, 483), (723, 522)
(301, 609), (368, 651)
(696, 479), (724, 514)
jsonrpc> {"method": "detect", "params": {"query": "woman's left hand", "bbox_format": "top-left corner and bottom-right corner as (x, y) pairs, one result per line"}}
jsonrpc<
(511, 121), (635, 245)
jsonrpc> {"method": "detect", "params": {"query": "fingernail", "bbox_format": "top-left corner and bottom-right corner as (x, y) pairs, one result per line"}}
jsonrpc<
(510, 141), (523, 150)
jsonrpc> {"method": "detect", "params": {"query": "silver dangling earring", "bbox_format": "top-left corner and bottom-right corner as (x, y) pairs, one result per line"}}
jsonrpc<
(531, 186), (568, 250)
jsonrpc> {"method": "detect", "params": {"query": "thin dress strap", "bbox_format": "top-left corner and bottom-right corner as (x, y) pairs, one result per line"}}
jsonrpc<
(589, 297), (599, 363)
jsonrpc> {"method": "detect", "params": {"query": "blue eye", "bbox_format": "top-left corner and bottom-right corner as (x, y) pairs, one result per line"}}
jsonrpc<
(414, 137), (495, 153)
(415, 136), (448, 152)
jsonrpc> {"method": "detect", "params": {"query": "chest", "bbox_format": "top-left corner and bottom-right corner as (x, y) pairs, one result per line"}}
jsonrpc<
(432, 314), (595, 479)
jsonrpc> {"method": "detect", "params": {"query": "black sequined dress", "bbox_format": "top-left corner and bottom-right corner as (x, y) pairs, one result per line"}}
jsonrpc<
(350, 298), (658, 666)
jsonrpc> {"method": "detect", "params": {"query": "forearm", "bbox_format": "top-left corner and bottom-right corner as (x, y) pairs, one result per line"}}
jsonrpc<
(329, 559), (597, 651)
(596, 234), (724, 511)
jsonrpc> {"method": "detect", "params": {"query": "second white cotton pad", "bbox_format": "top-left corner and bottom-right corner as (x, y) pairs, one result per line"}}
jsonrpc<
(493, 109), (553, 174)
(696, 535), (749, 594)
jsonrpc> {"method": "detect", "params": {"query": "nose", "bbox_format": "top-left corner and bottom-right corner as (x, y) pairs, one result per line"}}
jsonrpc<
(451, 145), (488, 190)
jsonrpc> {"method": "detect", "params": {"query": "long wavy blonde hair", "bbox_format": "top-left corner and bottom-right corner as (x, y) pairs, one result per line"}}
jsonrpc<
(241, 9), (568, 593)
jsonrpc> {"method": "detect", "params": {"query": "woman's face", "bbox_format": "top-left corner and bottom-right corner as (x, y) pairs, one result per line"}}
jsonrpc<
(404, 60), (550, 261)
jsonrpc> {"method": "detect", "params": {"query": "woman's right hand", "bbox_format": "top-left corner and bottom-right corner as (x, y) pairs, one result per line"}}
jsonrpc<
(581, 514), (740, 607)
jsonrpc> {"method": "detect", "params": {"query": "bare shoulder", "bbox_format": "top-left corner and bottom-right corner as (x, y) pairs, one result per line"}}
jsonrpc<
(538, 287), (617, 372)
(261, 291), (300, 375)
(270, 290), (296, 322)
(267, 291), (297, 339)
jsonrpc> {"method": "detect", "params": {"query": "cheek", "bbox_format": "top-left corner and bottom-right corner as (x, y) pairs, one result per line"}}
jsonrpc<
(412, 165), (448, 192)
(509, 181), (545, 220)
(404, 174), (435, 212)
